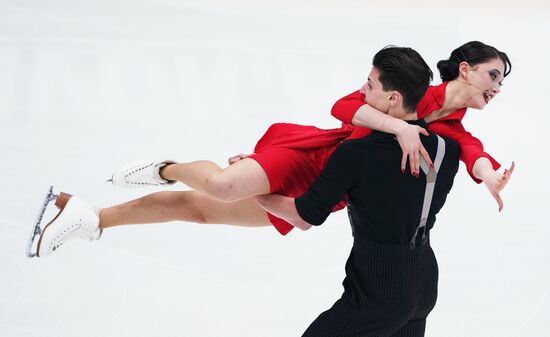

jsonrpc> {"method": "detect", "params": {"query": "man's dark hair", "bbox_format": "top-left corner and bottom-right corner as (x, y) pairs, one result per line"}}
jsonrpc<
(372, 46), (433, 112)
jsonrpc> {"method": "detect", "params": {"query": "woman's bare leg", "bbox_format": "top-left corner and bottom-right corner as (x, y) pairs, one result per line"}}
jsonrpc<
(159, 158), (270, 202)
(99, 190), (270, 229)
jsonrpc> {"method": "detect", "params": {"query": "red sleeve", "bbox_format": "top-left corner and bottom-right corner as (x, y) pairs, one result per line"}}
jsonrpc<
(331, 90), (365, 125)
(428, 120), (501, 184)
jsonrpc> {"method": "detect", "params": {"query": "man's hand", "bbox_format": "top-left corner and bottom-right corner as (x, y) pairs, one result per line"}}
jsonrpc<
(394, 123), (433, 176)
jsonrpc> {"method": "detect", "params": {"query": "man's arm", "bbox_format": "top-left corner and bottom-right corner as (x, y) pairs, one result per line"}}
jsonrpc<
(255, 194), (312, 230)
(256, 141), (362, 229)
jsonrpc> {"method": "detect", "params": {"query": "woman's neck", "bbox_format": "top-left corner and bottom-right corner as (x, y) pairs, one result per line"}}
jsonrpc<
(422, 81), (469, 123)
(442, 80), (470, 112)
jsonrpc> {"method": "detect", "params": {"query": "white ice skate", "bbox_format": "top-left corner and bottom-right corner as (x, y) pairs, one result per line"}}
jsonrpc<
(109, 160), (176, 188)
(26, 187), (101, 258)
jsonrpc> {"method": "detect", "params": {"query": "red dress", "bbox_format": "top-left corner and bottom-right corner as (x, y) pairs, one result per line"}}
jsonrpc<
(250, 82), (500, 235)
(249, 124), (354, 235)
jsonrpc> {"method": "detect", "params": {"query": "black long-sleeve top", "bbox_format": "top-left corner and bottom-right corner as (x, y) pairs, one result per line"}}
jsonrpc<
(295, 120), (460, 244)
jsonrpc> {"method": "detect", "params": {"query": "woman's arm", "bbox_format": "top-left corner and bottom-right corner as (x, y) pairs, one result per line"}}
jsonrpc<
(331, 90), (365, 125)
(428, 120), (515, 211)
(473, 159), (515, 212)
(332, 89), (432, 174)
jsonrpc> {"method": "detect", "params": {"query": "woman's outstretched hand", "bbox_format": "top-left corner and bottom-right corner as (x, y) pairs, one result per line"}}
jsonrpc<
(394, 123), (433, 176)
(483, 161), (515, 212)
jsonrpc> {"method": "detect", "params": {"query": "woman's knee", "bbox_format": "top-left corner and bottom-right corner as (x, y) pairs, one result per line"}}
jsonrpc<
(205, 161), (269, 202)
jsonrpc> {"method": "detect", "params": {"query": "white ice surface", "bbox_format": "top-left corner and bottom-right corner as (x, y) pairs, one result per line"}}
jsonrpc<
(1, 1), (549, 336)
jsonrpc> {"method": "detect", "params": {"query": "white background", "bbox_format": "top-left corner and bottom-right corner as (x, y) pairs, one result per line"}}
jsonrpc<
(1, 1), (549, 336)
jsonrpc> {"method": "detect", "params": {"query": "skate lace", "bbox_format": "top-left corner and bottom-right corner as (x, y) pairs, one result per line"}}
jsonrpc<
(123, 162), (162, 186)
(49, 219), (97, 251)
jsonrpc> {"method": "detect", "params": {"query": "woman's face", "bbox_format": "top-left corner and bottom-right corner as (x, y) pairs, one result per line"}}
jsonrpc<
(462, 57), (506, 109)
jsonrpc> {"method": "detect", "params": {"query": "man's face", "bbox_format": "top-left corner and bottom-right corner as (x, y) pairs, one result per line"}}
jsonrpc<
(359, 67), (390, 113)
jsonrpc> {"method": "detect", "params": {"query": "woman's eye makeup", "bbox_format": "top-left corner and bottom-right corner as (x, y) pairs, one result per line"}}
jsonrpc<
(489, 70), (504, 87)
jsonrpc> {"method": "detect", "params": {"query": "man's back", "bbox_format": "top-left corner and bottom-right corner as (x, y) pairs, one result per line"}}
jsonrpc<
(295, 119), (459, 244)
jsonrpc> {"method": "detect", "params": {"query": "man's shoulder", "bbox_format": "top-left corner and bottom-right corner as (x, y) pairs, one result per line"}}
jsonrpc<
(348, 132), (398, 146)
(441, 136), (460, 159)
(345, 131), (460, 157)
(340, 133), (400, 154)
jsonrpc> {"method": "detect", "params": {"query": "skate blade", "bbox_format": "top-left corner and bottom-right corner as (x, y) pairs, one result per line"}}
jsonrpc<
(26, 186), (58, 258)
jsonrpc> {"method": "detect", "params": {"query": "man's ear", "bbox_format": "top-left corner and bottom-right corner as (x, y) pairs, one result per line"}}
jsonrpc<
(388, 91), (401, 106)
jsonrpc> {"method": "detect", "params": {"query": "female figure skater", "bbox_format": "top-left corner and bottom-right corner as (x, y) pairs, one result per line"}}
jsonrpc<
(29, 41), (514, 258)
(331, 40), (513, 210)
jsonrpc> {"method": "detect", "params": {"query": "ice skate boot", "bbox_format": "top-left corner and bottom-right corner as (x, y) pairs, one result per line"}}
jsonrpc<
(109, 160), (176, 188)
(26, 187), (102, 258)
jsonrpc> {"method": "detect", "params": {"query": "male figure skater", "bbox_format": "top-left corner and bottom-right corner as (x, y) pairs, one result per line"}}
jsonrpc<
(255, 56), (460, 336)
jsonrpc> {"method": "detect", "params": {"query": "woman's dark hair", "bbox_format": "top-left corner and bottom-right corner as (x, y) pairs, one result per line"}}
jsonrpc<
(437, 41), (512, 82)
(372, 46), (433, 113)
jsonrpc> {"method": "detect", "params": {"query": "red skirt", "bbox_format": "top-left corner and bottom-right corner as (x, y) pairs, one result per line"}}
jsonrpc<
(249, 123), (354, 235)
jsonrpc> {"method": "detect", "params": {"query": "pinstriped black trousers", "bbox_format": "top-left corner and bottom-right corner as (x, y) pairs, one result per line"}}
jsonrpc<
(302, 237), (438, 337)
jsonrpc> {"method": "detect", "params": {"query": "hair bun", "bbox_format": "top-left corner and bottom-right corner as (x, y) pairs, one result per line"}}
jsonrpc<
(437, 59), (459, 82)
